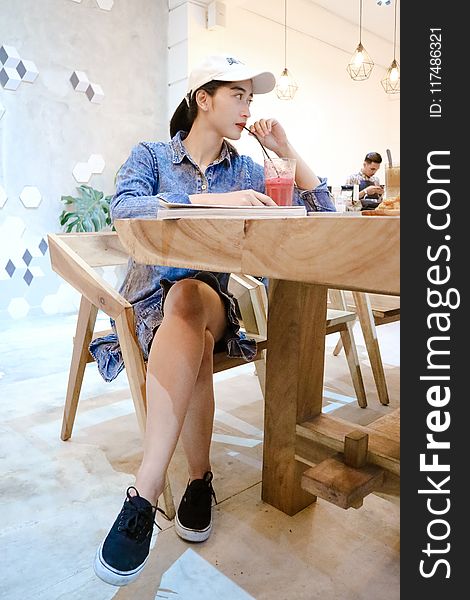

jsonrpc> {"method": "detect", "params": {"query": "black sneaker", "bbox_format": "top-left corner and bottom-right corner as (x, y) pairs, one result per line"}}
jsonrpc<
(94, 486), (167, 586)
(175, 471), (217, 542)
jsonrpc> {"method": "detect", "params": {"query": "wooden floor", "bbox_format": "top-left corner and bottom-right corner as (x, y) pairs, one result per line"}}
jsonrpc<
(0, 312), (399, 600)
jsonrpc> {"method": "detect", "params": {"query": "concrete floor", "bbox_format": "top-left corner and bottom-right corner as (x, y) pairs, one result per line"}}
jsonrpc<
(0, 313), (400, 600)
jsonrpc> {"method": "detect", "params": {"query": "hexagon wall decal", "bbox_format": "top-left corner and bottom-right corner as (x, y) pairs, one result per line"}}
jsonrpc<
(23, 249), (33, 266)
(38, 238), (48, 255)
(70, 70), (89, 92)
(41, 282), (80, 315)
(29, 266), (45, 278)
(41, 293), (60, 315)
(23, 269), (33, 286)
(5, 259), (16, 278)
(96, 0), (114, 10)
(88, 154), (105, 174)
(1, 46), (39, 89)
(20, 186), (42, 208)
(17, 60), (39, 83)
(85, 82), (104, 104)
(0, 66), (21, 90)
(0, 45), (21, 69)
(8, 297), (30, 319)
(0, 101), (5, 120)
(0, 215), (26, 241)
(0, 185), (7, 208)
(72, 162), (92, 183)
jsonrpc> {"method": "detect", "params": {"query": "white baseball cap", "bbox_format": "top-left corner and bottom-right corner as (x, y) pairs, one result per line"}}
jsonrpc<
(185, 54), (276, 105)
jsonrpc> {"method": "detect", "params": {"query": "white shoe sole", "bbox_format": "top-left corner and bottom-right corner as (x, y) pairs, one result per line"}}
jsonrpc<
(174, 513), (212, 542)
(93, 539), (150, 587)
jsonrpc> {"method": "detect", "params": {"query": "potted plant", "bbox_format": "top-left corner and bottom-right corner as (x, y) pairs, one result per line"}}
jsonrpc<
(60, 184), (113, 232)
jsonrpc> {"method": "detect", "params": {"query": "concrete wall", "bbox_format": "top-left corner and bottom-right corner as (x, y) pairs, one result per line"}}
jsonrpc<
(0, 0), (168, 320)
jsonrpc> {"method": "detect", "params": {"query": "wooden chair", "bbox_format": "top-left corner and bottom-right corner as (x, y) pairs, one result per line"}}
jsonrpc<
(47, 232), (267, 519)
(330, 291), (400, 405)
(230, 276), (368, 408)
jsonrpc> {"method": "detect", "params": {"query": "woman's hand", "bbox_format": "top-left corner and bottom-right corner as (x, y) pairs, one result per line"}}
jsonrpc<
(249, 120), (322, 191)
(190, 190), (277, 206)
(248, 119), (289, 155)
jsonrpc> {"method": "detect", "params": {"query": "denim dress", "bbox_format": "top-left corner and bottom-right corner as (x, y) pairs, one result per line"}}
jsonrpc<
(89, 131), (336, 382)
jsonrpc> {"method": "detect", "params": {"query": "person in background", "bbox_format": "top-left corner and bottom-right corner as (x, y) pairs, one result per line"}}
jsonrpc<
(91, 53), (335, 588)
(345, 151), (384, 209)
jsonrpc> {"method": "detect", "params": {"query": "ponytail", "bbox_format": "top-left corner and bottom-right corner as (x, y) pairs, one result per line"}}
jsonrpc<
(169, 80), (229, 138)
(169, 98), (196, 138)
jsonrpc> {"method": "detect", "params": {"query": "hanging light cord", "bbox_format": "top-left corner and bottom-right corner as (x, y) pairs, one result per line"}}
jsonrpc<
(359, 0), (363, 44)
(393, 0), (398, 60)
(284, 0), (287, 69)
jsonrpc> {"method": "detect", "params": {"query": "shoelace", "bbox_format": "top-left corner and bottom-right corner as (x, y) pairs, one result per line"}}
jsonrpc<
(184, 480), (217, 507)
(118, 486), (169, 538)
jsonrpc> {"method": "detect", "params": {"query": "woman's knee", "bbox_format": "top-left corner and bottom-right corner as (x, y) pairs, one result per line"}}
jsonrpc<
(164, 279), (206, 322)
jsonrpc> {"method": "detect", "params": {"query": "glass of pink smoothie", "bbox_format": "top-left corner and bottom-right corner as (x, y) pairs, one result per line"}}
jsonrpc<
(264, 158), (297, 206)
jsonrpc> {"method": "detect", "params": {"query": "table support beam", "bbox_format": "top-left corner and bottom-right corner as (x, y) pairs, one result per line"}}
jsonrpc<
(262, 280), (328, 515)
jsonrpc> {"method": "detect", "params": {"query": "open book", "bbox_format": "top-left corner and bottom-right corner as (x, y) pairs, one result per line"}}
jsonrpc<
(156, 198), (306, 219)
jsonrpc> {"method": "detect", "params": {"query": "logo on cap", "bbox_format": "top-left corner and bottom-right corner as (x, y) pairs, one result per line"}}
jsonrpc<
(226, 57), (243, 66)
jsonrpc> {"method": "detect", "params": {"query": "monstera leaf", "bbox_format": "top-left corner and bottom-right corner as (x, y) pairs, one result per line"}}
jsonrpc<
(60, 185), (113, 232)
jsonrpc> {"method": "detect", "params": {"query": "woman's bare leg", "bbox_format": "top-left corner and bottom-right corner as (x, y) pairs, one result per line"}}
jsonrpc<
(180, 329), (215, 482)
(134, 279), (226, 505)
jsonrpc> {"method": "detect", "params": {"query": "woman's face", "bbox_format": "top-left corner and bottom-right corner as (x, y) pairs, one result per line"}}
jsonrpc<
(205, 79), (253, 139)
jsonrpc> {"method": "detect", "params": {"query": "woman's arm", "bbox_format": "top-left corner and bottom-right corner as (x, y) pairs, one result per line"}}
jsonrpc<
(111, 143), (192, 219)
(247, 120), (336, 212)
(248, 119), (321, 189)
(276, 142), (321, 190)
(113, 143), (275, 214)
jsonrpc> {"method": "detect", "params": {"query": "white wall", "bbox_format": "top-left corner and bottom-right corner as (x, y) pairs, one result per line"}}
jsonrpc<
(171, 0), (400, 188)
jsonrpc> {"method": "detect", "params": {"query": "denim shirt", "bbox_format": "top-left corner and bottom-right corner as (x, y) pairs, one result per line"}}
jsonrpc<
(112, 131), (335, 304)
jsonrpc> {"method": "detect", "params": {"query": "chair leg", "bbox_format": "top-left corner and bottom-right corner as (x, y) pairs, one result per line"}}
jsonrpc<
(328, 289), (367, 408)
(333, 337), (343, 356)
(328, 289), (348, 343)
(339, 324), (367, 408)
(161, 475), (176, 521)
(61, 296), (98, 441)
(254, 349), (266, 399)
(114, 308), (148, 434)
(352, 292), (390, 406)
(114, 307), (176, 520)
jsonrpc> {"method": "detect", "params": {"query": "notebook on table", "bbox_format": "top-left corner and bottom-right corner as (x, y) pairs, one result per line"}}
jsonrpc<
(156, 198), (307, 219)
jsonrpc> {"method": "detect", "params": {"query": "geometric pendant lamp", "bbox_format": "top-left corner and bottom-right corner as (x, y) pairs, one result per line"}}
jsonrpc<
(347, 0), (374, 81)
(275, 0), (298, 99)
(381, 0), (400, 93)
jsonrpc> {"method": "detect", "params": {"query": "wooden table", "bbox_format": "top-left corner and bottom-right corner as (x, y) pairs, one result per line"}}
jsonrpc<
(115, 214), (399, 515)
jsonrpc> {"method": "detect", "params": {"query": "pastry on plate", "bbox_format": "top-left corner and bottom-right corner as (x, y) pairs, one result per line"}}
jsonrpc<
(377, 195), (400, 210)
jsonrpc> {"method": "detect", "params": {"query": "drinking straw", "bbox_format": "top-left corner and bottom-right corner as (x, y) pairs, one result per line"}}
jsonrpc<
(243, 126), (280, 177)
